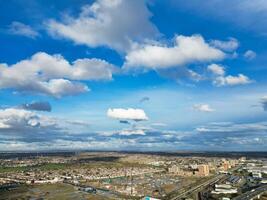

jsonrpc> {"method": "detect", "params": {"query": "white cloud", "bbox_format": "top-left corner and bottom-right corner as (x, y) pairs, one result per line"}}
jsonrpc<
(207, 64), (225, 76)
(42, 79), (89, 98)
(207, 63), (252, 86)
(47, 0), (158, 51)
(193, 104), (215, 112)
(195, 127), (209, 132)
(8, 21), (39, 39)
(107, 108), (148, 121)
(214, 74), (252, 86)
(0, 108), (54, 130)
(119, 129), (146, 136)
(210, 38), (239, 52)
(0, 52), (116, 97)
(124, 35), (225, 69)
(0, 107), (91, 139)
(244, 50), (256, 60)
(188, 69), (203, 82)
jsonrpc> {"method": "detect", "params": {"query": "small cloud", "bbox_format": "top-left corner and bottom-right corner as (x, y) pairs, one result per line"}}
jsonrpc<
(210, 37), (239, 52)
(139, 96), (150, 103)
(207, 64), (225, 76)
(107, 108), (148, 121)
(20, 101), (52, 112)
(207, 63), (252, 86)
(193, 104), (215, 112)
(119, 129), (146, 136)
(8, 21), (39, 39)
(188, 70), (203, 82)
(214, 74), (252, 86)
(244, 50), (256, 60)
(196, 127), (210, 132)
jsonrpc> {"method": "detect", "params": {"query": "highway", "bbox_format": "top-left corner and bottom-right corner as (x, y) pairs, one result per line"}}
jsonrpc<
(169, 166), (241, 200)
(169, 174), (225, 200)
(233, 185), (267, 200)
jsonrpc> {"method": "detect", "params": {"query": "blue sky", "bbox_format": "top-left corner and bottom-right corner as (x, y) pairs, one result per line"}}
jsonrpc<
(0, 0), (267, 151)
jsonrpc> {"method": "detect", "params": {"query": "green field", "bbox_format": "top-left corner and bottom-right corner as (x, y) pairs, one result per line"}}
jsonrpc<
(0, 163), (68, 173)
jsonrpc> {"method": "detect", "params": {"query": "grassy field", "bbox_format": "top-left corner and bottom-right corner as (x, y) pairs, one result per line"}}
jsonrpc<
(0, 163), (69, 173)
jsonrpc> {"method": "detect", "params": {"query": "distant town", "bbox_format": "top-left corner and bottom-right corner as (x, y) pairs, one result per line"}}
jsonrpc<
(0, 151), (266, 200)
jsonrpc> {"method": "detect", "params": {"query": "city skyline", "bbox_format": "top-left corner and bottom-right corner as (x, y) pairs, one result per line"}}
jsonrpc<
(0, 0), (267, 151)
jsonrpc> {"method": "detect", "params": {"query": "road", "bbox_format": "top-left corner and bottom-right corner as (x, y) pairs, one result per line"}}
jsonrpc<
(169, 166), (241, 200)
(233, 185), (267, 200)
(169, 174), (225, 200)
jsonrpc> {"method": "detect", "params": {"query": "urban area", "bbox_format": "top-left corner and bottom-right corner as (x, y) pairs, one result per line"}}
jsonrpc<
(0, 152), (266, 200)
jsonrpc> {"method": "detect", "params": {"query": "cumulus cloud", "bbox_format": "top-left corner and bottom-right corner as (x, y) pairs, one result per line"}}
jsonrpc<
(20, 101), (52, 112)
(193, 104), (215, 112)
(47, 0), (158, 51)
(0, 107), (92, 145)
(244, 50), (256, 60)
(123, 34), (247, 86)
(207, 63), (252, 86)
(0, 108), (54, 130)
(260, 96), (267, 111)
(43, 79), (89, 97)
(124, 35), (225, 69)
(210, 38), (239, 52)
(8, 21), (39, 39)
(0, 52), (117, 97)
(207, 64), (225, 76)
(107, 108), (148, 121)
(213, 74), (251, 86)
